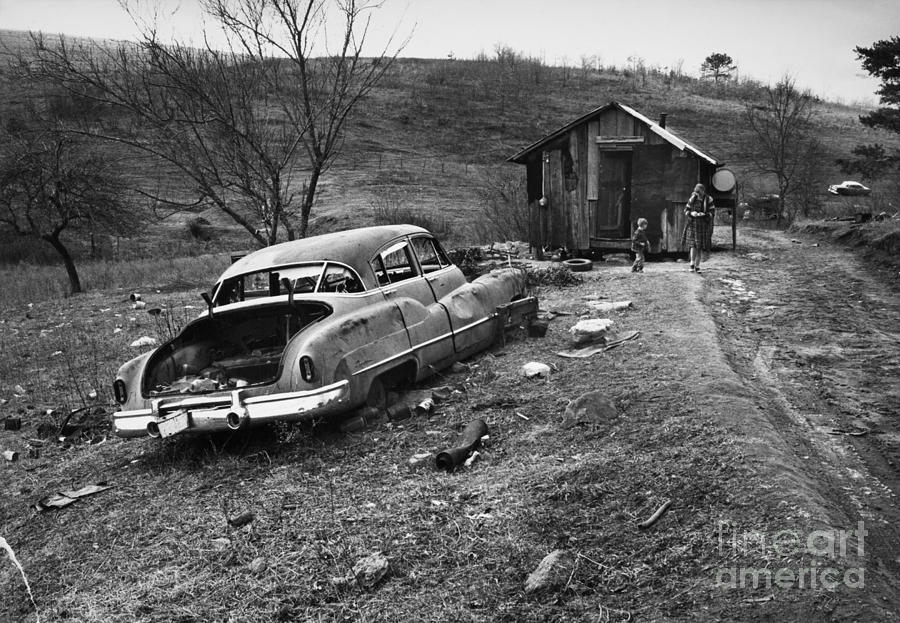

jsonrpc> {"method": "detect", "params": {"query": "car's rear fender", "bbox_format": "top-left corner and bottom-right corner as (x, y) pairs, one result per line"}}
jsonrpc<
(114, 352), (154, 411)
(285, 298), (414, 406)
(440, 268), (526, 353)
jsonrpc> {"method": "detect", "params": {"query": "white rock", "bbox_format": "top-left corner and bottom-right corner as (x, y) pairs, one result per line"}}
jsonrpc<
(520, 362), (551, 378)
(569, 318), (613, 345)
(587, 301), (632, 313)
(130, 336), (159, 348)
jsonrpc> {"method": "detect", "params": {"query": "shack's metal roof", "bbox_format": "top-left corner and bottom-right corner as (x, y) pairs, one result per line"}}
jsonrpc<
(507, 101), (720, 166)
(217, 224), (430, 288)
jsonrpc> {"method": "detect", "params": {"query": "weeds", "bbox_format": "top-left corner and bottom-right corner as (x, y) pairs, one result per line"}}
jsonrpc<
(370, 188), (451, 239)
(524, 263), (584, 288)
(0, 254), (230, 308)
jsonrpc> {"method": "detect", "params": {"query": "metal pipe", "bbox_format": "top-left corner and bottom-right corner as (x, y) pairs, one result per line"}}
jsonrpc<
(436, 419), (488, 470)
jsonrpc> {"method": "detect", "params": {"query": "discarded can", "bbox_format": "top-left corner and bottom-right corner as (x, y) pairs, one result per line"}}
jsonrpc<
(528, 319), (549, 338)
(386, 403), (412, 421)
(356, 406), (382, 423)
(3, 418), (21, 431)
(415, 398), (435, 417)
(3, 450), (19, 462)
(340, 415), (367, 433)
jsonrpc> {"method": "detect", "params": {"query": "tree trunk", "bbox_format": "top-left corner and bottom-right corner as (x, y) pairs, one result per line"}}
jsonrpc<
(299, 169), (322, 239)
(43, 233), (82, 294)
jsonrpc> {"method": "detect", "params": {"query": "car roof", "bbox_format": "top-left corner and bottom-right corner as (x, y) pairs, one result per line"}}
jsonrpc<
(217, 224), (432, 287)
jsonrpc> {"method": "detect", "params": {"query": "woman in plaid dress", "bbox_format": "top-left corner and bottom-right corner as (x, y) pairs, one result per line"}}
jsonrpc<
(681, 183), (715, 272)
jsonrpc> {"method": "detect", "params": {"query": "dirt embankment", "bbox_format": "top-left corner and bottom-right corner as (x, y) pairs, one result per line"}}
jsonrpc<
(794, 219), (900, 276)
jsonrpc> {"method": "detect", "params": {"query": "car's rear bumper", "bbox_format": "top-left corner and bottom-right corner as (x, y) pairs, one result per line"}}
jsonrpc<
(113, 380), (350, 439)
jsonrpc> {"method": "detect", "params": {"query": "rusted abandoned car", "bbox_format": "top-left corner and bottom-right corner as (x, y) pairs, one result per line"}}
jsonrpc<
(112, 225), (537, 439)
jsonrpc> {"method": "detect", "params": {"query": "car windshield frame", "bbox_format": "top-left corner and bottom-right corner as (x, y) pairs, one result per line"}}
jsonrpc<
(212, 261), (366, 306)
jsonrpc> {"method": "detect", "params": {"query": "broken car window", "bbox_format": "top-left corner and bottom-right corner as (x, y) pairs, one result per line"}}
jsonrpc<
(214, 262), (364, 305)
(372, 240), (418, 284)
(411, 236), (449, 274)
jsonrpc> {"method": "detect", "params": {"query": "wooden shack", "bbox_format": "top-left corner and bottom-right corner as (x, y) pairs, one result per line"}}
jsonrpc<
(507, 101), (729, 256)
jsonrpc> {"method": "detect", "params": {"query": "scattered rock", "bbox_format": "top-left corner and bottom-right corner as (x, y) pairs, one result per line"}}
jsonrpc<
(407, 452), (434, 470)
(249, 557), (268, 574)
(520, 362), (551, 379)
(524, 549), (574, 594)
(352, 552), (390, 589)
(587, 301), (632, 313)
(431, 386), (452, 402)
(13, 384), (26, 395)
(227, 511), (255, 528)
(569, 318), (613, 345)
(562, 391), (618, 429)
(211, 537), (231, 550)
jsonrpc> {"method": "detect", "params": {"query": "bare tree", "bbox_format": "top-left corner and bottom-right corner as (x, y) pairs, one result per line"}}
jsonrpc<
(201, 0), (406, 238)
(0, 128), (141, 293)
(20, 0), (404, 246)
(745, 75), (820, 223)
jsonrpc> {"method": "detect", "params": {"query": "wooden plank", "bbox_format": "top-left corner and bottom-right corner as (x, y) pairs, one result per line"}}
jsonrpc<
(549, 150), (567, 248)
(574, 126), (589, 250)
(587, 120), (599, 201)
(596, 136), (644, 144)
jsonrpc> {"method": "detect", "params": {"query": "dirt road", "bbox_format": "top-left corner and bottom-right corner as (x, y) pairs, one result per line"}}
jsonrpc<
(702, 226), (900, 614)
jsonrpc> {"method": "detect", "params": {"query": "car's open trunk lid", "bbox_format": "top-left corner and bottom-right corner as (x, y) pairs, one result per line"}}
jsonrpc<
(143, 302), (331, 397)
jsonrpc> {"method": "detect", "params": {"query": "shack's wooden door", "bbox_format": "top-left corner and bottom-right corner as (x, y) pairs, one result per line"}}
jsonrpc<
(593, 151), (631, 238)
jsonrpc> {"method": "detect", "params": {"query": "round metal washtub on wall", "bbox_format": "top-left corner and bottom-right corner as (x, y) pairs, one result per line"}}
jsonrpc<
(711, 168), (736, 193)
(563, 258), (593, 272)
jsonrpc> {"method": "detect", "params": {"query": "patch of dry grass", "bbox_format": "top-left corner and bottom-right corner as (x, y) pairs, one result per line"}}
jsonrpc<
(0, 254), (231, 308)
(0, 267), (854, 622)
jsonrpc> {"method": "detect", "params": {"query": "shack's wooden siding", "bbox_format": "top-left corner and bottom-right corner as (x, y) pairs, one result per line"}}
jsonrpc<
(519, 104), (719, 255)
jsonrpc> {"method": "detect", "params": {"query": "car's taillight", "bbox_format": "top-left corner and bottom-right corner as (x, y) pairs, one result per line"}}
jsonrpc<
(299, 356), (315, 382)
(113, 379), (128, 404)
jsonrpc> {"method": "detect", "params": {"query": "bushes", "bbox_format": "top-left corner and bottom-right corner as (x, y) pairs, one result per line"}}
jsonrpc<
(369, 188), (451, 240)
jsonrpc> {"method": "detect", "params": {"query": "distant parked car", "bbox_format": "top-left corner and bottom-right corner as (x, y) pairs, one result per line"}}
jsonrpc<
(112, 225), (537, 439)
(827, 181), (871, 196)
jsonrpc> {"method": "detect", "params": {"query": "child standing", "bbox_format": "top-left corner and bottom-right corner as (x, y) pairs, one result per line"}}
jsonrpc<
(631, 218), (649, 272)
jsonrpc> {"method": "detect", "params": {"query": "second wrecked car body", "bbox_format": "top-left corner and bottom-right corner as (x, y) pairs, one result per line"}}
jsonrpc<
(112, 225), (537, 439)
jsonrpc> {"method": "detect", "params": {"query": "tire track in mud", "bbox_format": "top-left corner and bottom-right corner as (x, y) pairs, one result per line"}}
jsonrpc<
(704, 227), (900, 608)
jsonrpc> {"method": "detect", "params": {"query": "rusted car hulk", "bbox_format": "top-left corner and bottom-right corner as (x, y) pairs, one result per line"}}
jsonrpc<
(112, 225), (537, 439)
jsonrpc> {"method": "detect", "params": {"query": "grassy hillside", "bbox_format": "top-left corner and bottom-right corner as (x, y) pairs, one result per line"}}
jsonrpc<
(1, 29), (896, 265)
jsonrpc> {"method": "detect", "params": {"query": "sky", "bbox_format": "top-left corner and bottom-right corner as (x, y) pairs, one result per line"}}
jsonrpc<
(1, 0), (896, 105)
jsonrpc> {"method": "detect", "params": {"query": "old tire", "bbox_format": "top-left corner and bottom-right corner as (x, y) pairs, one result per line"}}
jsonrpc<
(563, 258), (593, 272)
